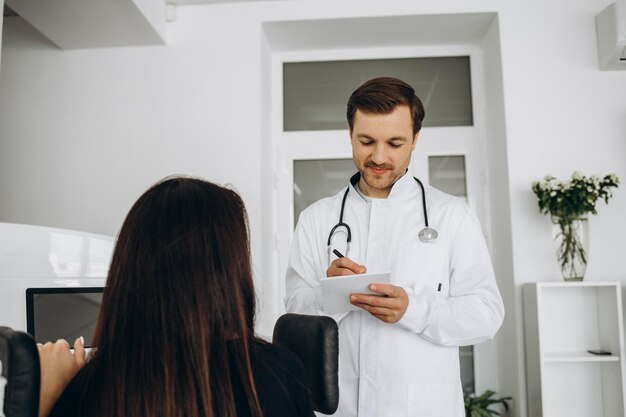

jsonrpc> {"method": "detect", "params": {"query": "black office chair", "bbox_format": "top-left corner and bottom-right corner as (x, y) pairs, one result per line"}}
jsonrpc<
(272, 313), (339, 415)
(0, 327), (40, 417)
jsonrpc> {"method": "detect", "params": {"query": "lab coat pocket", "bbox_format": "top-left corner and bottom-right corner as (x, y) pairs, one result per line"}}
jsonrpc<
(396, 242), (448, 294)
(407, 382), (462, 416)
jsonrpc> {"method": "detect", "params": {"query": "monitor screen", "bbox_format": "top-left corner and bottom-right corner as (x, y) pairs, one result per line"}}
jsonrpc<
(26, 287), (103, 348)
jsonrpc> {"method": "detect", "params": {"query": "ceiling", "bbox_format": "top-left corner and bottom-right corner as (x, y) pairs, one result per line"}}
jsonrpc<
(2, 0), (295, 17)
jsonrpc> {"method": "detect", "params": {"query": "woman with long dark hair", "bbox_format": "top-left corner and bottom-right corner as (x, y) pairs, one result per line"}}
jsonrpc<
(38, 177), (314, 417)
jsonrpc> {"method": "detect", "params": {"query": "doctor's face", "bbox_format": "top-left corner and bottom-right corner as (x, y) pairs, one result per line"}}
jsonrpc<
(350, 105), (418, 198)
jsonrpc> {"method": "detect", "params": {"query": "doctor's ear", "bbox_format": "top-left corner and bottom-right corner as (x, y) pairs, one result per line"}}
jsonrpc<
(412, 132), (419, 148)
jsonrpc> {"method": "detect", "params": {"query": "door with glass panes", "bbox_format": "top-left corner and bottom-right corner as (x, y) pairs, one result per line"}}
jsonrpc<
(275, 50), (491, 395)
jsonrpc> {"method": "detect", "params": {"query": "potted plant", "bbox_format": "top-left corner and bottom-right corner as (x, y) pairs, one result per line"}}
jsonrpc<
(531, 172), (619, 281)
(464, 390), (512, 417)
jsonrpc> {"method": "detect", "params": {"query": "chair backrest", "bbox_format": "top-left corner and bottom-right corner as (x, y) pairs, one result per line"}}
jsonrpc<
(0, 327), (40, 417)
(272, 313), (339, 415)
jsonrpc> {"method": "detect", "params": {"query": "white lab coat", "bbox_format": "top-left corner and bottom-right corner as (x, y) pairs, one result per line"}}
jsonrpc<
(285, 172), (504, 417)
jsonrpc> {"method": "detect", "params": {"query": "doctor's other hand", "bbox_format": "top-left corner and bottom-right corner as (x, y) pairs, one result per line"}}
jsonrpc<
(38, 337), (86, 417)
(326, 256), (366, 277)
(350, 283), (409, 323)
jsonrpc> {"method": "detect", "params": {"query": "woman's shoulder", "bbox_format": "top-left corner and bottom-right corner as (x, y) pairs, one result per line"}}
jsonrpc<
(48, 361), (94, 417)
(249, 339), (315, 417)
(250, 339), (307, 379)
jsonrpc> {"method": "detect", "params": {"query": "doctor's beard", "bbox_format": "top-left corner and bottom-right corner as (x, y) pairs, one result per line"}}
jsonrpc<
(360, 161), (404, 195)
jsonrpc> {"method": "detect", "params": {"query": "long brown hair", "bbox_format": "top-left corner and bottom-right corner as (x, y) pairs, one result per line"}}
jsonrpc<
(79, 176), (263, 417)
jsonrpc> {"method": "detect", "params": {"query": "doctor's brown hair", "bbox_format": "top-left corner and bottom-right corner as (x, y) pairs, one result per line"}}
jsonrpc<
(78, 177), (263, 417)
(346, 76), (426, 136)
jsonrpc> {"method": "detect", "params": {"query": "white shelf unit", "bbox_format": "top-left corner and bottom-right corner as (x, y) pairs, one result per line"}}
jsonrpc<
(524, 282), (626, 417)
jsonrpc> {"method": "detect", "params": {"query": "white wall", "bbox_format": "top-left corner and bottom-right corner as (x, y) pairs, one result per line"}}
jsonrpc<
(502, 0), (626, 284)
(499, 1), (626, 414)
(1, 0), (626, 415)
(481, 15), (525, 416)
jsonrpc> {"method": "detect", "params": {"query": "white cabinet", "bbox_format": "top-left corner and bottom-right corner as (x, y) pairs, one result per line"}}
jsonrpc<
(524, 282), (626, 417)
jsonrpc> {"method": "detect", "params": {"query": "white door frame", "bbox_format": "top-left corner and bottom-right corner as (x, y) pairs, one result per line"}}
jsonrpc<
(269, 44), (497, 393)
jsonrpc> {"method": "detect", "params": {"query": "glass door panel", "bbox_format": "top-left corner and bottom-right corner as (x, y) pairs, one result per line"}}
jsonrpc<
(428, 155), (467, 199)
(293, 159), (355, 226)
(284, 56), (473, 131)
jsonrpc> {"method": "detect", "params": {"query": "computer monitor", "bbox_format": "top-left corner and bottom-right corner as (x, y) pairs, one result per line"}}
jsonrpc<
(25, 287), (103, 348)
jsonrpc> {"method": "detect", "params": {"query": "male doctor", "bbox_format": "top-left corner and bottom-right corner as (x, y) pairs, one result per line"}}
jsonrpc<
(284, 77), (504, 417)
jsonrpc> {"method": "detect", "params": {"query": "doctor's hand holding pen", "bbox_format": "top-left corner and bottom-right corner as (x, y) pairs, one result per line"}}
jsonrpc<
(329, 250), (409, 323)
(326, 249), (367, 277)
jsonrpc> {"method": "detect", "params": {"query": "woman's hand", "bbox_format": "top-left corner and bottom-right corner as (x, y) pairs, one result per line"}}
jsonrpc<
(38, 337), (86, 417)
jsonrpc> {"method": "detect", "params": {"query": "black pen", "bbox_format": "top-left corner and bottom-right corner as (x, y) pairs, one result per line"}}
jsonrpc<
(437, 283), (442, 292)
(333, 249), (344, 258)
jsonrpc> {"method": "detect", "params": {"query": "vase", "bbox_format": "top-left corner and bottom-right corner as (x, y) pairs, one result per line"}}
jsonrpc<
(551, 216), (589, 281)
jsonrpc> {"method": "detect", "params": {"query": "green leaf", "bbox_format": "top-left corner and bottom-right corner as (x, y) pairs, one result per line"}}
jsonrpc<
(465, 390), (512, 417)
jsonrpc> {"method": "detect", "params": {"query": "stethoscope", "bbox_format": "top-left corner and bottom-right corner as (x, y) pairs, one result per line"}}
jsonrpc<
(327, 175), (438, 260)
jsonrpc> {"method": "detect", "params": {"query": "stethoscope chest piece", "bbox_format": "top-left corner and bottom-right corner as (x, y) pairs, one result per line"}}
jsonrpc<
(418, 227), (438, 243)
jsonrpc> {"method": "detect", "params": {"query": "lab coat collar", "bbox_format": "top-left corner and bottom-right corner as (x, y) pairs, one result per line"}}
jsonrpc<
(348, 170), (418, 203)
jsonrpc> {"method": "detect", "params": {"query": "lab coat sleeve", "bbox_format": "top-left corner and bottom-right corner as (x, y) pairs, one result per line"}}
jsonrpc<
(395, 208), (504, 347)
(284, 208), (349, 324)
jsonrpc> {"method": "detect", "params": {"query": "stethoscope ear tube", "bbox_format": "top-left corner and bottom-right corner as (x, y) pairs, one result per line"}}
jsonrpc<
(327, 222), (351, 247)
(327, 188), (352, 261)
(326, 187), (352, 248)
(414, 177), (429, 229)
(413, 177), (438, 243)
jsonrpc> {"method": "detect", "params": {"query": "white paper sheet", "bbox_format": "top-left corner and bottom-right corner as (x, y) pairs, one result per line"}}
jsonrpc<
(320, 271), (391, 314)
